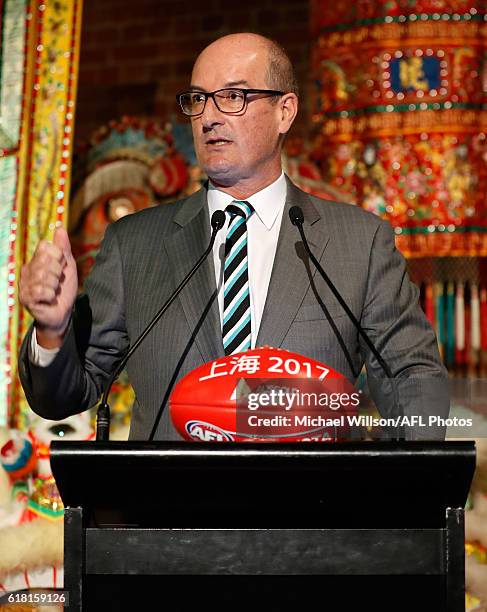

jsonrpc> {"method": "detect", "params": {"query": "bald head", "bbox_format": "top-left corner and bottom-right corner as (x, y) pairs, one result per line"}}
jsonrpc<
(193, 33), (299, 97)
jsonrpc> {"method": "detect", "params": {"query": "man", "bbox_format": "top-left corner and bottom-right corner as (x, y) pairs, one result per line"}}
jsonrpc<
(18, 33), (449, 440)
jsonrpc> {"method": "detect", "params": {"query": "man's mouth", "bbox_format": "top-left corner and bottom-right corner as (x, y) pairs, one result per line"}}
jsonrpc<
(205, 138), (232, 146)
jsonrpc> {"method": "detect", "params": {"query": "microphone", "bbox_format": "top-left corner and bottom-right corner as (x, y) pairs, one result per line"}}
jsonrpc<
(289, 206), (304, 226)
(96, 209), (226, 441)
(289, 205), (403, 439)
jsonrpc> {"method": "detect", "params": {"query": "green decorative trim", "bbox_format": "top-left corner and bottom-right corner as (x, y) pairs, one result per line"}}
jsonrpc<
(27, 499), (64, 519)
(11, 480), (28, 497)
(0, 156), (17, 427)
(319, 11), (485, 34)
(0, 0), (27, 151)
(395, 225), (487, 235)
(324, 102), (486, 119)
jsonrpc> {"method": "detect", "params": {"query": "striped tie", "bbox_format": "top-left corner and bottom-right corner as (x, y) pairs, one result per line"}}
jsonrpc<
(222, 201), (254, 355)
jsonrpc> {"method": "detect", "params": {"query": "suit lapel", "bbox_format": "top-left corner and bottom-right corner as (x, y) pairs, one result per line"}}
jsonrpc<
(256, 177), (330, 348)
(163, 186), (224, 363)
(164, 178), (330, 359)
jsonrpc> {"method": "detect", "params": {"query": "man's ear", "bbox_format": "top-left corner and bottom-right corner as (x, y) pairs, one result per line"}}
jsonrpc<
(278, 93), (298, 135)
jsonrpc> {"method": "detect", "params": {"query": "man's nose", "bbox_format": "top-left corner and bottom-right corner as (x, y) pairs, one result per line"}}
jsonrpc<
(200, 95), (224, 128)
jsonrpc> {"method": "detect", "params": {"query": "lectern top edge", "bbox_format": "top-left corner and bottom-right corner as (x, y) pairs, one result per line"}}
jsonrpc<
(50, 439), (477, 460)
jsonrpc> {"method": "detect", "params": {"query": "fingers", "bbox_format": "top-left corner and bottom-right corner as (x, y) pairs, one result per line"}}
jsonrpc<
(30, 267), (62, 294)
(29, 283), (58, 305)
(19, 265), (57, 309)
(19, 238), (70, 312)
(29, 255), (64, 281)
(35, 239), (65, 265)
(31, 239), (67, 281)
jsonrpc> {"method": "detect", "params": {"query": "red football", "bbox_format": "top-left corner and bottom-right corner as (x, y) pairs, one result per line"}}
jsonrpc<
(170, 347), (358, 442)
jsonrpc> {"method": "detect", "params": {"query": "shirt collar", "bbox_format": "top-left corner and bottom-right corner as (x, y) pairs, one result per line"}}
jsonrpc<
(207, 171), (286, 230)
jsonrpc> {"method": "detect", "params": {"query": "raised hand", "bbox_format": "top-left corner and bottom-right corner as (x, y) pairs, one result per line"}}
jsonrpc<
(19, 227), (78, 348)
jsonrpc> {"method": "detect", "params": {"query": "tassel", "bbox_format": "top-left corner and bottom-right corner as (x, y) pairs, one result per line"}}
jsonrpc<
(465, 295), (471, 374)
(470, 283), (480, 376)
(480, 285), (487, 351)
(435, 282), (445, 361)
(455, 282), (465, 365)
(471, 283), (480, 351)
(480, 285), (487, 377)
(425, 283), (435, 327)
(446, 282), (455, 366)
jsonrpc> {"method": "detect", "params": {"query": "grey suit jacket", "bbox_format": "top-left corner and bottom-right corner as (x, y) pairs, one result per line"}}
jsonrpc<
(19, 176), (449, 440)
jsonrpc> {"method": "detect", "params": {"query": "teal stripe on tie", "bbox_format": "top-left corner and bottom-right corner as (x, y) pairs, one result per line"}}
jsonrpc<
(223, 313), (251, 346)
(226, 216), (245, 240)
(237, 202), (252, 217)
(223, 258), (247, 297)
(224, 234), (246, 268)
(223, 288), (250, 325)
(232, 336), (252, 354)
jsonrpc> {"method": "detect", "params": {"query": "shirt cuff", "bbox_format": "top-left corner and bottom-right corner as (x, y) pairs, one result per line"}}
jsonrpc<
(29, 327), (60, 367)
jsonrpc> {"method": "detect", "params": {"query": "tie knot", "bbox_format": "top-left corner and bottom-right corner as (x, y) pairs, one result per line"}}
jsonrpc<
(226, 200), (253, 221)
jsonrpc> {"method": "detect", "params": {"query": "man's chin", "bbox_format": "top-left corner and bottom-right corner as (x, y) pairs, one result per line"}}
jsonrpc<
(203, 164), (238, 187)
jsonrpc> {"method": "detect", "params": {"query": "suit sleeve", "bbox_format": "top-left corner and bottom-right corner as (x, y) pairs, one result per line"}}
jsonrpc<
(359, 219), (450, 440)
(18, 223), (130, 420)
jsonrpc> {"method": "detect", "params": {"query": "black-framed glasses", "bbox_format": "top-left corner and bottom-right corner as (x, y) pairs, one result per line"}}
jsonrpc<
(176, 88), (285, 116)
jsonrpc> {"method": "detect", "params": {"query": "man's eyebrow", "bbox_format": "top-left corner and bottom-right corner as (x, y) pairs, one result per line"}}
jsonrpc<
(188, 80), (250, 91)
(224, 80), (250, 87)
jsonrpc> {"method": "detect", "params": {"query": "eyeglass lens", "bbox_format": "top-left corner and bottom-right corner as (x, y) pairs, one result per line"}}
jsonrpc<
(180, 89), (246, 115)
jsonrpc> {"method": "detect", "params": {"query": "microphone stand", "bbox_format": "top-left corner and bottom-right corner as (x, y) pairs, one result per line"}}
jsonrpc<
(96, 210), (226, 441)
(289, 206), (403, 440)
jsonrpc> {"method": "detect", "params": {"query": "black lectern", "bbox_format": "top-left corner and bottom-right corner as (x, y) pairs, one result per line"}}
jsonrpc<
(50, 441), (475, 611)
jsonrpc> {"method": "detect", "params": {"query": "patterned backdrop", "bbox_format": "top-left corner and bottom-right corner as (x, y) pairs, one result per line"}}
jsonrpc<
(310, 0), (487, 258)
(0, 1), (486, 605)
(0, 0), (82, 427)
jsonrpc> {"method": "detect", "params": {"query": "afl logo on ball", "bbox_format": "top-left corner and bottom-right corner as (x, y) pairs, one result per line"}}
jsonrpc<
(185, 421), (235, 442)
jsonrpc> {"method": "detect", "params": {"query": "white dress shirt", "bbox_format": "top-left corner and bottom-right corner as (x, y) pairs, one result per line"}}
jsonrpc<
(30, 171), (287, 365)
(30, 327), (60, 366)
(208, 171), (287, 348)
